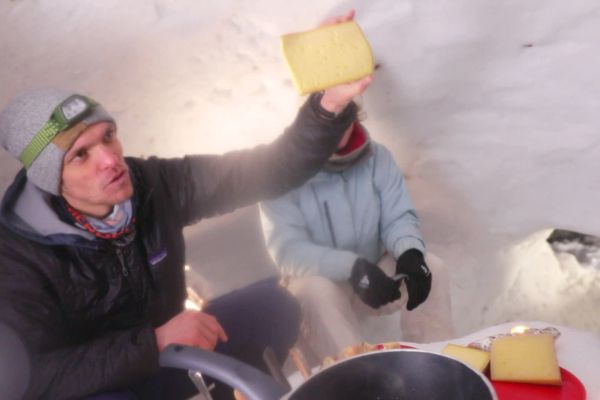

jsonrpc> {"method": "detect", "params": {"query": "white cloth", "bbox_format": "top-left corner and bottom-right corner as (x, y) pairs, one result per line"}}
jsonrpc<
(287, 253), (455, 360)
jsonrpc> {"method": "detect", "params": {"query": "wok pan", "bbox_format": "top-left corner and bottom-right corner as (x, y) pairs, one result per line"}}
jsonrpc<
(160, 345), (497, 400)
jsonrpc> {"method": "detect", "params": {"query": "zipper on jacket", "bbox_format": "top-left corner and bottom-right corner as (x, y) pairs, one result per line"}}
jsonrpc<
(114, 242), (144, 305)
(115, 247), (129, 277)
(323, 201), (338, 248)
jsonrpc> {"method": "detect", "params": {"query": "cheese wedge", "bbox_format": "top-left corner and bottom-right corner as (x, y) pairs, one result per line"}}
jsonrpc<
(281, 21), (375, 94)
(490, 334), (562, 385)
(442, 343), (490, 372)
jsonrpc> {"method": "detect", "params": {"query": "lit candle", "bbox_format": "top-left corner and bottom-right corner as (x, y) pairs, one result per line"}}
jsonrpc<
(184, 299), (201, 311)
(510, 325), (529, 334)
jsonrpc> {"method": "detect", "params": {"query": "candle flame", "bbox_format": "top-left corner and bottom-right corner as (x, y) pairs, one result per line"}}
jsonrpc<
(184, 299), (200, 311)
(510, 325), (529, 334)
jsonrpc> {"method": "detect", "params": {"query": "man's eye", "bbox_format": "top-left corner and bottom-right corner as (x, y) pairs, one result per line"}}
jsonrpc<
(74, 149), (87, 160)
(104, 130), (115, 141)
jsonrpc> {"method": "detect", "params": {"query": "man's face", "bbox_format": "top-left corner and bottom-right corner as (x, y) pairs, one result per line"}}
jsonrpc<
(61, 122), (133, 218)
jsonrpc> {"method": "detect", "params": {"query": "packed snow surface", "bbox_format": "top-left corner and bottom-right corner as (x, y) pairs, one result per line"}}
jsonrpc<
(1, 0), (600, 338)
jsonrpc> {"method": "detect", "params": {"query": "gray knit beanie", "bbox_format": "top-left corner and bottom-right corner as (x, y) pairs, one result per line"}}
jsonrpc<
(0, 88), (115, 195)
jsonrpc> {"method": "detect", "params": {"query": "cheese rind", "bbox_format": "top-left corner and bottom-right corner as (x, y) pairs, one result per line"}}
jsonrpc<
(442, 343), (490, 372)
(280, 21), (374, 94)
(490, 334), (562, 385)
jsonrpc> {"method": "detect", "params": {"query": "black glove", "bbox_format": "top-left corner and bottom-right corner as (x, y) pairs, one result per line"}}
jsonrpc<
(396, 249), (432, 310)
(349, 258), (401, 309)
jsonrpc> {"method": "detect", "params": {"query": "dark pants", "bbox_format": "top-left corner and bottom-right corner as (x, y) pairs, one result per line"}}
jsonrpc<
(130, 277), (301, 400)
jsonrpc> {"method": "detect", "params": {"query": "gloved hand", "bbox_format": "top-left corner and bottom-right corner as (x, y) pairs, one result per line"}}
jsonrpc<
(396, 249), (432, 311)
(349, 258), (401, 309)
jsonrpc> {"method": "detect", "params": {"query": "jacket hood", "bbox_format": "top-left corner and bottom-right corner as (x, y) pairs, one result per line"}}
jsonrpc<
(0, 169), (97, 247)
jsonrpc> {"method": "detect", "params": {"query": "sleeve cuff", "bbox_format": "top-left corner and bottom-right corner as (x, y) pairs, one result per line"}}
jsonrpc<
(309, 92), (358, 122)
(391, 237), (426, 260)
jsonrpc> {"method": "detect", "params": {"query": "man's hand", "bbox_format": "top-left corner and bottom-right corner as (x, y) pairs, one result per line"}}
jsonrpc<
(154, 310), (228, 352)
(320, 77), (373, 114)
(318, 9), (373, 114)
(396, 249), (432, 311)
(349, 258), (401, 309)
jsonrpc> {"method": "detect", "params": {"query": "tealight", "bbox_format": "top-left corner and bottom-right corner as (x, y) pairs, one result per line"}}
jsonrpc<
(510, 325), (529, 334)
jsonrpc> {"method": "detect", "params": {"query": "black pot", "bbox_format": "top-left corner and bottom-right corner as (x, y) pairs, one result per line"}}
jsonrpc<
(159, 345), (497, 400)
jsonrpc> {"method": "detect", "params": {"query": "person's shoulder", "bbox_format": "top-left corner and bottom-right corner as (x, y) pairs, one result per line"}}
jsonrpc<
(125, 156), (164, 182)
(0, 222), (53, 273)
(368, 141), (407, 180)
(369, 140), (391, 156)
(126, 155), (187, 172)
(125, 156), (149, 169)
(370, 141), (399, 165)
(362, 141), (387, 168)
(0, 222), (18, 247)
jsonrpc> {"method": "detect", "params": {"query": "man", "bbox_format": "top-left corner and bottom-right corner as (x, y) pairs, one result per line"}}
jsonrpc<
(260, 104), (454, 360)
(0, 63), (371, 400)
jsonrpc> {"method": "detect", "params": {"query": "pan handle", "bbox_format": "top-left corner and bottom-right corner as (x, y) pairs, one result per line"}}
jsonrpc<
(159, 344), (290, 400)
(263, 346), (292, 391)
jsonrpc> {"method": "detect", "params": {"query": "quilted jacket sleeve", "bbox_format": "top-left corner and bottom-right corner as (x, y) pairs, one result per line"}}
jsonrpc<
(137, 95), (356, 227)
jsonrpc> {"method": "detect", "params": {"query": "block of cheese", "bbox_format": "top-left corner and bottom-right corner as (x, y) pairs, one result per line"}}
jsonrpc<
(442, 343), (491, 372)
(280, 21), (375, 94)
(490, 334), (562, 385)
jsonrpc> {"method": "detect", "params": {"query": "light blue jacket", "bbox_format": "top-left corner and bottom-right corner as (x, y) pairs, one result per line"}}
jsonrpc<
(260, 141), (425, 282)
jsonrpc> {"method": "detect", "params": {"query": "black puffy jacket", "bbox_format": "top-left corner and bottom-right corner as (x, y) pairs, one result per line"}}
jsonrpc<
(0, 96), (355, 399)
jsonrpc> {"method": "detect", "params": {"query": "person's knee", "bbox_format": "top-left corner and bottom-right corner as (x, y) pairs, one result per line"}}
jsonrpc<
(207, 278), (301, 360)
(424, 254), (451, 298)
(424, 253), (445, 276)
(249, 280), (301, 356)
(267, 283), (302, 345)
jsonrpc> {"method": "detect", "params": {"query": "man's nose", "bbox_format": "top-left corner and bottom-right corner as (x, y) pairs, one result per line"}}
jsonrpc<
(97, 145), (120, 169)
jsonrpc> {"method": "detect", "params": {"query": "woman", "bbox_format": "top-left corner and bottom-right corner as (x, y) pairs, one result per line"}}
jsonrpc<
(259, 102), (454, 359)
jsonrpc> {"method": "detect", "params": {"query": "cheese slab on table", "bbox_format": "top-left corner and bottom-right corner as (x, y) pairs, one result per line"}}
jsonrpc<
(442, 343), (490, 372)
(490, 334), (562, 385)
(280, 21), (374, 94)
